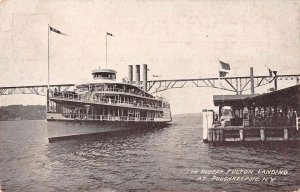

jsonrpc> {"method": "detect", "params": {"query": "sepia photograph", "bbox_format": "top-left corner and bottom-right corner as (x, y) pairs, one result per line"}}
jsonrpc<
(0, 0), (299, 191)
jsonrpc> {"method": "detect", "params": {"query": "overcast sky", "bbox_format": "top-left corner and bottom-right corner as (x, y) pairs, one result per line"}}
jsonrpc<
(0, 0), (299, 114)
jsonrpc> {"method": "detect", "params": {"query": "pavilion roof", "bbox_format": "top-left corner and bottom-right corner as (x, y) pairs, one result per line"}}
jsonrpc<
(213, 84), (300, 107)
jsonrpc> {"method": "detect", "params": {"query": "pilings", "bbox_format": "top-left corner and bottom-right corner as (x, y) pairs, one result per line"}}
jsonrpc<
(208, 129), (224, 142)
(202, 109), (214, 142)
(205, 127), (299, 143)
(260, 129), (265, 141)
(284, 129), (289, 140)
(239, 129), (244, 141)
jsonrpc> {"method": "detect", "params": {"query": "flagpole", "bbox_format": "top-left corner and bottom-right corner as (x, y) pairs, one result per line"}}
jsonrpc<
(218, 59), (220, 91)
(106, 33), (107, 68)
(47, 24), (50, 112)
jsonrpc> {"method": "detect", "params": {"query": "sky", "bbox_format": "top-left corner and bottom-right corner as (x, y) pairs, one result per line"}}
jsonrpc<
(0, 0), (299, 114)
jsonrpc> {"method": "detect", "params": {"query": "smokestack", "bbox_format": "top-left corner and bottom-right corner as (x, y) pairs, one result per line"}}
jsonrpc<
(143, 64), (148, 91)
(250, 67), (255, 95)
(128, 65), (133, 83)
(135, 65), (140, 85)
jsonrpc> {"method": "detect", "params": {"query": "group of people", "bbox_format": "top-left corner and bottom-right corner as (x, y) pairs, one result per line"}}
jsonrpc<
(253, 110), (297, 127)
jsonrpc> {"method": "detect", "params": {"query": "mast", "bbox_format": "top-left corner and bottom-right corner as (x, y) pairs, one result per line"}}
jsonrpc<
(106, 32), (107, 68)
(218, 59), (221, 91)
(47, 24), (50, 112)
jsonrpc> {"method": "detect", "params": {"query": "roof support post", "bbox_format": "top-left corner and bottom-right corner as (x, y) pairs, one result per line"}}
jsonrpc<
(250, 67), (255, 95)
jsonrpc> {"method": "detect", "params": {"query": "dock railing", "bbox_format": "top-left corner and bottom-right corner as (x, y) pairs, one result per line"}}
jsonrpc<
(202, 110), (300, 143)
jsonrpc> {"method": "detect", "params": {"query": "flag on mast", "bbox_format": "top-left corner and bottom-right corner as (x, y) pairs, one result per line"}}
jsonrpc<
(265, 65), (276, 77)
(107, 32), (114, 36)
(219, 60), (230, 77)
(49, 26), (68, 36)
(268, 68), (273, 77)
(220, 60), (230, 70)
(219, 71), (228, 77)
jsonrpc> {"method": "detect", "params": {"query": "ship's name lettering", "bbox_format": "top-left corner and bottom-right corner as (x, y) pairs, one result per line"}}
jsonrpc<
(226, 169), (254, 175)
(186, 169), (224, 175)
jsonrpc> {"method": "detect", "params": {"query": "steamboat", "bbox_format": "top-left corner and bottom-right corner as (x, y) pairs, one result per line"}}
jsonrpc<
(47, 64), (172, 141)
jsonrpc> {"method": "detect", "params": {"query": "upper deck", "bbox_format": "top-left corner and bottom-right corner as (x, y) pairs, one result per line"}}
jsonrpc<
(74, 68), (159, 100)
(50, 67), (171, 112)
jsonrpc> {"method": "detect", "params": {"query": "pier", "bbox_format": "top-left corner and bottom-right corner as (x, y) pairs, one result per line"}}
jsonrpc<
(203, 84), (300, 143)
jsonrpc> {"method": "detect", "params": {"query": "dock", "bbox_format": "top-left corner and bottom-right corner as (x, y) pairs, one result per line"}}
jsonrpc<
(203, 84), (300, 143)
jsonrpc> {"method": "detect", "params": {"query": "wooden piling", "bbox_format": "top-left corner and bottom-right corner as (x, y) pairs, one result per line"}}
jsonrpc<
(208, 129), (213, 141)
(219, 129), (224, 141)
(260, 129), (265, 141)
(239, 129), (244, 141)
(216, 130), (220, 141)
(284, 129), (288, 140)
(212, 130), (216, 141)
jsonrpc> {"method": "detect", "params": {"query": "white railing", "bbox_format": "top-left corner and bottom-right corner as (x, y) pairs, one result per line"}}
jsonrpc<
(53, 93), (163, 110)
(297, 117), (300, 130)
(62, 114), (155, 122)
(54, 87), (155, 99)
(93, 87), (150, 98)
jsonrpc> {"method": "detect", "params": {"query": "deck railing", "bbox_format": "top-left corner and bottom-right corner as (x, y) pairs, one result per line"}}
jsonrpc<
(52, 93), (163, 111)
(78, 87), (155, 99)
(63, 113), (155, 122)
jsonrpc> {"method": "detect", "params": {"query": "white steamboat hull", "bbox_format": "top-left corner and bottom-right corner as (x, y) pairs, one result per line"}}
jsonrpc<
(47, 113), (170, 142)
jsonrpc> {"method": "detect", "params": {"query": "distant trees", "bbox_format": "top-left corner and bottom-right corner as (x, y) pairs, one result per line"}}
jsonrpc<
(0, 105), (46, 120)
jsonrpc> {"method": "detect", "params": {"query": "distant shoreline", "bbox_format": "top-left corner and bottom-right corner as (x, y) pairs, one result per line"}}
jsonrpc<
(0, 119), (46, 122)
(0, 105), (46, 121)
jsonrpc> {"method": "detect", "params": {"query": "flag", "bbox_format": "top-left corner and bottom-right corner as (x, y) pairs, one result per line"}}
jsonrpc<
(49, 26), (67, 36)
(219, 60), (230, 77)
(268, 68), (273, 77)
(107, 32), (113, 36)
(153, 75), (159, 77)
(219, 71), (228, 77)
(220, 60), (230, 70)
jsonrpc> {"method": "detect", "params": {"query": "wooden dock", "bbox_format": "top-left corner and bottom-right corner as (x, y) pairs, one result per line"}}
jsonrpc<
(202, 84), (300, 143)
(205, 126), (300, 143)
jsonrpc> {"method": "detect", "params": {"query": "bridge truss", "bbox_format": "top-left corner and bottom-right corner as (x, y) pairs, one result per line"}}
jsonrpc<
(147, 74), (300, 94)
(0, 74), (299, 97)
(0, 84), (75, 96)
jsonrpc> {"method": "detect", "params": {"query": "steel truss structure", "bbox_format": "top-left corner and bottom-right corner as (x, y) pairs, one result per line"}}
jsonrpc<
(0, 74), (299, 96)
(147, 74), (300, 94)
(0, 84), (75, 96)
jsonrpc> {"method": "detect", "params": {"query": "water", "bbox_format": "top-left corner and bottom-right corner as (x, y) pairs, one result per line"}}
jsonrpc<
(0, 114), (299, 192)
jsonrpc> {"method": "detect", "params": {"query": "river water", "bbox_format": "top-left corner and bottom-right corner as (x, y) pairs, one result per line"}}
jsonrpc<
(0, 114), (299, 192)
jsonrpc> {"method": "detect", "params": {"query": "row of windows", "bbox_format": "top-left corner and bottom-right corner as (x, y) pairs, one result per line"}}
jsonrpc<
(93, 73), (116, 79)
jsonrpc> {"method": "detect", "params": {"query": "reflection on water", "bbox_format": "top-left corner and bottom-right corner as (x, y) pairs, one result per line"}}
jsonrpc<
(0, 114), (299, 191)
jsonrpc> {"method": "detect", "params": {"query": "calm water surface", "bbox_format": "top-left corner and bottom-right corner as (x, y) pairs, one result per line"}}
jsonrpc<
(0, 114), (299, 192)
